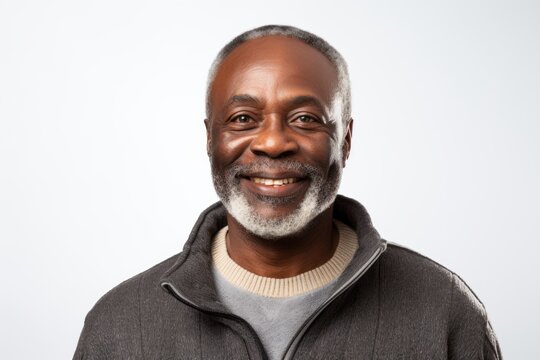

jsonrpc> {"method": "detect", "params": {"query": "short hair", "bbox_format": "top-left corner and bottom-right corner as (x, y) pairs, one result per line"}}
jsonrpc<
(205, 25), (351, 125)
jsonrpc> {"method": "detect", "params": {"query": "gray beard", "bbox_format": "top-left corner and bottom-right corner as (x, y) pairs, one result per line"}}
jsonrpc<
(211, 158), (342, 239)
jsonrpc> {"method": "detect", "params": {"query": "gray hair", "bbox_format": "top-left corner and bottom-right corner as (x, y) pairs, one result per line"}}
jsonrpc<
(205, 25), (352, 125)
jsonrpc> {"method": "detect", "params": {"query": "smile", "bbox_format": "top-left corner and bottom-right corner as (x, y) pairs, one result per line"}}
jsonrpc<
(240, 175), (308, 198)
(250, 177), (299, 186)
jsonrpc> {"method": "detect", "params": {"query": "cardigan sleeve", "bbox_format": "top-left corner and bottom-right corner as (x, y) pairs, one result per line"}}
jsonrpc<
(448, 273), (502, 360)
(483, 319), (503, 359)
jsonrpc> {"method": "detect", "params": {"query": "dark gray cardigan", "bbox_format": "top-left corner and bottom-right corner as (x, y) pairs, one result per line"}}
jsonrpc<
(73, 195), (502, 359)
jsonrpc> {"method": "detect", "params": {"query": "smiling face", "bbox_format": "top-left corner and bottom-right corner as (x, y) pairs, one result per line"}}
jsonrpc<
(206, 35), (352, 239)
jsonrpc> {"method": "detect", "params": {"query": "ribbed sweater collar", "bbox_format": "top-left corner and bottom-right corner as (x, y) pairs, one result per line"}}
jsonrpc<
(212, 220), (358, 298)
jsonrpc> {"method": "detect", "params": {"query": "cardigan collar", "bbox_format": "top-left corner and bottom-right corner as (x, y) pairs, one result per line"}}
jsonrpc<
(159, 194), (386, 314)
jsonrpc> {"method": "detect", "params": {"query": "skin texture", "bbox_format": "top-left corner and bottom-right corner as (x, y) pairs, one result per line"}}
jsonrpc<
(205, 36), (353, 278)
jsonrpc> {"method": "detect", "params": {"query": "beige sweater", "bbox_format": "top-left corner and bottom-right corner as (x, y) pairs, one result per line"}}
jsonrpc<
(211, 220), (359, 298)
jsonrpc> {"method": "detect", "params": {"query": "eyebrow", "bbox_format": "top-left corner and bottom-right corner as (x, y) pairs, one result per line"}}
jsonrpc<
(286, 95), (326, 113)
(223, 94), (326, 112)
(224, 94), (263, 110)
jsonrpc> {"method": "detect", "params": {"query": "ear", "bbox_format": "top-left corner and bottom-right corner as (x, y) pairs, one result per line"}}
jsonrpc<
(341, 118), (353, 167)
(204, 118), (211, 156)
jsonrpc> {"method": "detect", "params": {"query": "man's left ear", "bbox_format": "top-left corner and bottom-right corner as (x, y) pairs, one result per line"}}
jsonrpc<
(341, 118), (353, 167)
(204, 118), (211, 157)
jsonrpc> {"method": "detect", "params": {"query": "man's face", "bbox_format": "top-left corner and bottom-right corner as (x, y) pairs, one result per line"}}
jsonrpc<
(206, 36), (352, 238)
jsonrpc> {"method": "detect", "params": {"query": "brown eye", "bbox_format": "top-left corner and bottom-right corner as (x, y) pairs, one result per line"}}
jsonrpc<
(297, 115), (316, 122)
(231, 114), (253, 123)
(293, 114), (320, 124)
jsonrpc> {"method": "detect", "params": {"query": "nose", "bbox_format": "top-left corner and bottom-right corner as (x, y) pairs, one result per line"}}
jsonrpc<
(249, 116), (299, 158)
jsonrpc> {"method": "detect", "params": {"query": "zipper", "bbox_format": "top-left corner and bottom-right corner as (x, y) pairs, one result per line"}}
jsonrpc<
(281, 242), (387, 360)
(161, 281), (269, 360)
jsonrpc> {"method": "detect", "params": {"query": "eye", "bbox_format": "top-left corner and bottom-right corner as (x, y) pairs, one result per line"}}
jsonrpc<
(291, 114), (322, 127)
(296, 115), (317, 123)
(230, 114), (253, 123)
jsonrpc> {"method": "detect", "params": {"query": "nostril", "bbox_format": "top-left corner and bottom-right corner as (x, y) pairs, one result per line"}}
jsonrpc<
(251, 148), (297, 159)
(249, 130), (300, 158)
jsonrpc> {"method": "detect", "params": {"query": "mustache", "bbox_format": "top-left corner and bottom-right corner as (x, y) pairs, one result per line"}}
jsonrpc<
(225, 159), (322, 179)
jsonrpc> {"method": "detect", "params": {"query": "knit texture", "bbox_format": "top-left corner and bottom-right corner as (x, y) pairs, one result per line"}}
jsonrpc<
(73, 196), (502, 360)
(212, 220), (358, 297)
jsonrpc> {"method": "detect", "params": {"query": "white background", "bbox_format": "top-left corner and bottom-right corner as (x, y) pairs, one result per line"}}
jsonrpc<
(1, 0), (538, 358)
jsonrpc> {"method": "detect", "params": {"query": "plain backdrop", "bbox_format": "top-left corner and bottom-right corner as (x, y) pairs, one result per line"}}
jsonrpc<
(1, 0), (538, 358)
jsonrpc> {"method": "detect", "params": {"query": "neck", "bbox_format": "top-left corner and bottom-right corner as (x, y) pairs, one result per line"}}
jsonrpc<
(225, 206), (337, 278)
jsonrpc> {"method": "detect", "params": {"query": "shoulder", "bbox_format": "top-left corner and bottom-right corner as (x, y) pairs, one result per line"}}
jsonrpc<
(73, 254), (180, 359)
(379, 243), (486, 315)
(379, 243), (455, 294)
(382, 243), (484, 304)
(377, 243), (501, 358)
(86, 254), (178, 320)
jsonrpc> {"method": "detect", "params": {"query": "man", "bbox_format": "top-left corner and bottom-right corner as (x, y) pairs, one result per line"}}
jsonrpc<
(74, 25), (501, 359)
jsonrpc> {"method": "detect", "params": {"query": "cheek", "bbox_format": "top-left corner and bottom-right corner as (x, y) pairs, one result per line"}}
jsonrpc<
(301, 135), (339, 166)
(211, 130), (254, 165)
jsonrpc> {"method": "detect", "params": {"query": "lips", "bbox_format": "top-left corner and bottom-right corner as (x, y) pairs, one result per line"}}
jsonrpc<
(250, 177), (298, 186)
(239, 172), (309, 198)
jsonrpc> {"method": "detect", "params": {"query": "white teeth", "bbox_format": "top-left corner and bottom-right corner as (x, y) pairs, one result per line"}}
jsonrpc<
(250, 177), (297, 186)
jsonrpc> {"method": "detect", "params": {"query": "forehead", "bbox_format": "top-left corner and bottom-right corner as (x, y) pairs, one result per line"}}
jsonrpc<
(209, 36), (339, 114)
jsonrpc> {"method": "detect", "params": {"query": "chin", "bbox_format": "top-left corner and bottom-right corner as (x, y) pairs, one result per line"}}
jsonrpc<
(224, 180), (338, 240)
